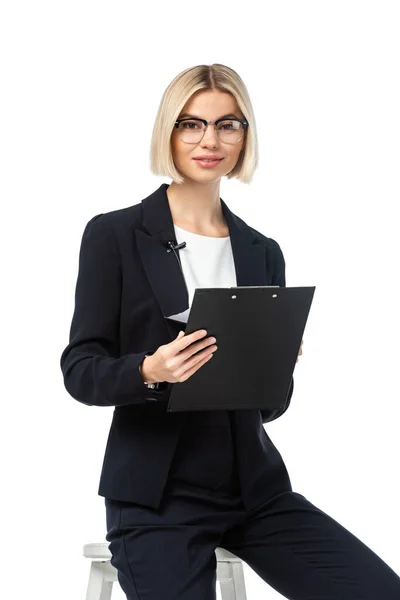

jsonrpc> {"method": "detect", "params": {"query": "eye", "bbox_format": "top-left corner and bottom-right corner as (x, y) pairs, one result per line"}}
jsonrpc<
(181, 120), (202, 130)
(217, 120), (240, 131)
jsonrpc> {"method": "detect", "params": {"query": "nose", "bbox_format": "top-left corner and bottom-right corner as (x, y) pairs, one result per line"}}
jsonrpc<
(200, 123), (220, 147)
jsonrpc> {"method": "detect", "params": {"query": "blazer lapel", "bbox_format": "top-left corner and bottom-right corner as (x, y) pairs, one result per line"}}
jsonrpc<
(135, 183), (268, 327)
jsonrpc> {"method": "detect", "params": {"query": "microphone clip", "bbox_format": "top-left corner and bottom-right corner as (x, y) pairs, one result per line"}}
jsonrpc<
(166, 240), (187, 253)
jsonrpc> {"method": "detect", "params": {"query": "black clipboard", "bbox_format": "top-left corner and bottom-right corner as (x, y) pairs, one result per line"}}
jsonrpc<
(167, 286), (315, 412)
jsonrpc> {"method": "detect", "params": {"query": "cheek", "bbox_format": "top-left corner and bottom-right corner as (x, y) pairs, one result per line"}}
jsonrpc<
(229, 148), (243, 165)
(171, 138), (190, 164)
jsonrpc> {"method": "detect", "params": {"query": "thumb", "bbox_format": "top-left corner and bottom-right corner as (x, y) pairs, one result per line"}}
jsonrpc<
(176, 330), (185, 339)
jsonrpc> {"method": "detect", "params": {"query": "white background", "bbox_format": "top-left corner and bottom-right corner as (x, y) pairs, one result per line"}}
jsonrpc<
(1, 1), (399, 598)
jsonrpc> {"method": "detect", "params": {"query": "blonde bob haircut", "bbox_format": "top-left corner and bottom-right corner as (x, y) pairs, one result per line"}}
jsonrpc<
(150, 64), (259, 184)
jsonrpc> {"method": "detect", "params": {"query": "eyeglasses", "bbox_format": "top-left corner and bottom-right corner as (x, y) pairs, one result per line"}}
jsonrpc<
(174, 117), (248, 145)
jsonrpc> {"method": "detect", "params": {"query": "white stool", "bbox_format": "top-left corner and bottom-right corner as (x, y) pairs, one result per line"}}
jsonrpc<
(83, 542), (247, 600)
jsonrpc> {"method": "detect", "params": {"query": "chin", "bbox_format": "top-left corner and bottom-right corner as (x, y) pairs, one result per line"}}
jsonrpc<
(192, 173), (223, 184)
(175, 161), (230, 184)
(190, 165), (228, 181)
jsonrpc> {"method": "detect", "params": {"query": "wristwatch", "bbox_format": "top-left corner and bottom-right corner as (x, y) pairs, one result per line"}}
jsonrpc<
(139, 353), (165, 390)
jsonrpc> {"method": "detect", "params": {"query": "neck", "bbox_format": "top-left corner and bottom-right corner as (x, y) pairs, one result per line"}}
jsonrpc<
(166, 180), (225, 229)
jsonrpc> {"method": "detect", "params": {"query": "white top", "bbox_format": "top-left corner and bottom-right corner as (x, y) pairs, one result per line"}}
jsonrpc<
(166, 224), (237, 323)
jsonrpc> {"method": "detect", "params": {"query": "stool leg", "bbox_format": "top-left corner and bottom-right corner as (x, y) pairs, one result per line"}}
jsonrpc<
(231, 562), (247, 600)
(219, 561), (247, 600)
(85, 562), (113, 600)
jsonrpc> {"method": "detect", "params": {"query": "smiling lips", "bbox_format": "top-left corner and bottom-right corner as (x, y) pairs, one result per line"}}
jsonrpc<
(193, 157), (224, 168)
(194, 156), (223, 161)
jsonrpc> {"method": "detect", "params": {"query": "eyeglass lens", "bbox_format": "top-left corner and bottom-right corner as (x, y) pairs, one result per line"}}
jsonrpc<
(176, 120), (243, 144)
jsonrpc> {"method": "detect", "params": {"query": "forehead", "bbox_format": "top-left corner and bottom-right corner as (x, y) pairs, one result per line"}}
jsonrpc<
(180, 89), (241, 118)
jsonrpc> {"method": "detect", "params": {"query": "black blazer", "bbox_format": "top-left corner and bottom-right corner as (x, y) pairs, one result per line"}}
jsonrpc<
(60, 183), (294, 509)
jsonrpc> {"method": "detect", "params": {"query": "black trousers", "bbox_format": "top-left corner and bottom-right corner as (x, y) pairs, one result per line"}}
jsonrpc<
(105, 410), (400, 599)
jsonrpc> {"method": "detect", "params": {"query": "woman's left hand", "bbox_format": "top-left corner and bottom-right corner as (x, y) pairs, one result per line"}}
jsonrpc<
(296, 339), (304, 363)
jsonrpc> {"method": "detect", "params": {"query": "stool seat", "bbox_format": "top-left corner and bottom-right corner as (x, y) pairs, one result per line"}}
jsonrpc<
(83, 541), (247, 599)
(83, 541), (243, 563)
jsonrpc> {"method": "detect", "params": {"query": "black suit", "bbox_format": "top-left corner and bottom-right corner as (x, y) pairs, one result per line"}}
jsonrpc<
(61, 183), (400, 599)
(60, 182), (293, 510)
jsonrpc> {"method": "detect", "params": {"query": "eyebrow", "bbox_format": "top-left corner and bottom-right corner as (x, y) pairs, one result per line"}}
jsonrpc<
(178, 112), (240, 120)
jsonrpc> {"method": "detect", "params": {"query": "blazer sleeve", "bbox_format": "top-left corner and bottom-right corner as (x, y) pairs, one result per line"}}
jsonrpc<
(260, 238), (294, 424)
(60, 214), (170, 407)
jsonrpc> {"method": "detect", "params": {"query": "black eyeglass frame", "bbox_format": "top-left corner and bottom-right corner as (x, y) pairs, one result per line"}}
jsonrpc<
(174, 117), (248, 144)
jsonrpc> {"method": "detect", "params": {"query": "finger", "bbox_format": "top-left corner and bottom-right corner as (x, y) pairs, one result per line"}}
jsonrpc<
(179, 353), (213, 382)
(175, 329), (208, 351)
(175, 342), (217, 377)
(178, 335), (215, 359)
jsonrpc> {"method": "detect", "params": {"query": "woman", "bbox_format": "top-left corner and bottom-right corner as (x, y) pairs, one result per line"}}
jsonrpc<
(60, 64), (400, 599)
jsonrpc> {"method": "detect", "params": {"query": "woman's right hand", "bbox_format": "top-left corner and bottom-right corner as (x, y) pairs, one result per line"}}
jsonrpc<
(140, 330), (218, 384)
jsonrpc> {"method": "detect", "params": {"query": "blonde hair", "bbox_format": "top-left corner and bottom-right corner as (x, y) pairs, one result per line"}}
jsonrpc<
(150, 64), (258, 184)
